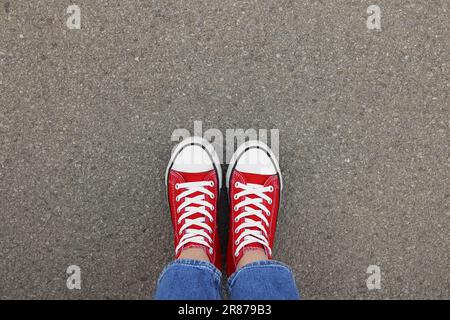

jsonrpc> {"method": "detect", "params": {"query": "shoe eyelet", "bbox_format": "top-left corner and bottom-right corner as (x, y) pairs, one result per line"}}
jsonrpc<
(235, 229), (239, 234)
(235, 240), (239, 245)
(268, 186), (274, 192)
(209, 181), (214, 187)
(210, 217), (213, 222)
(177, 208), (181, 213)
(211, 205), (215, 211)
(176, 196), (180, 202)
(234, 217), (239, 223)
(233, 194), (239, 200)
(234, 182), (239, 188)
(268, 199), (272, 204)
(234, 252), (239, 257)
(234, 206), (238, 211)
(175, 184), (180, 190)
(210, 194), (215, 199)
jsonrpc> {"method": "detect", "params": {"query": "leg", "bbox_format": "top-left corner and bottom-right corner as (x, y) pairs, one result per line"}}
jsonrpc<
(226, 140), (300, 299)
(156, 137), (223, 300)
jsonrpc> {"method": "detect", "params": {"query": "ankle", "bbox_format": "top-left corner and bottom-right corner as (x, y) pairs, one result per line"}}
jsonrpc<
(178, 247), (210, 262)
(236, 248), (268, 269)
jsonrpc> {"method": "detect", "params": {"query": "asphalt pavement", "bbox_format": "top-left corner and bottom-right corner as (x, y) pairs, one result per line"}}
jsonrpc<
(0, 0), (448, 299)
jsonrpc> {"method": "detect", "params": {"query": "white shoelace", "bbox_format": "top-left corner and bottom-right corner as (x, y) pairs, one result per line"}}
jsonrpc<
(175, 181), (215, 255)
(233, 182), (274, 257)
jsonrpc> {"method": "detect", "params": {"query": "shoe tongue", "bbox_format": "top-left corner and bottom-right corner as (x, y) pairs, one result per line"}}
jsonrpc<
(235, 171), (274, 253)
(173, 169), (215, 250)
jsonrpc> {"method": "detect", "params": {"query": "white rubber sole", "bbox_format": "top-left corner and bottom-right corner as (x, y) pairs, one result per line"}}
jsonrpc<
(165, 136), (222, 189)
(226, 140), (282, 191)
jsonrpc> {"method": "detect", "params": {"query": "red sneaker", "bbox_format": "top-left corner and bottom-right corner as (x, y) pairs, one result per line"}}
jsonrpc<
(226, 140), (282, 276)
(165, 136), (222, 270)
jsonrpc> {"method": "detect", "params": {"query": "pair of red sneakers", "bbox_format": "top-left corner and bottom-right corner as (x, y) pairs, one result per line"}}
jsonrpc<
(165, 137), (282, 276)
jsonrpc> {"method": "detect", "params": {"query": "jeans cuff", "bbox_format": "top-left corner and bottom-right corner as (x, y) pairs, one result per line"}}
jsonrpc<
(227, 260), (294, 289)
(157, 259), (222, 286)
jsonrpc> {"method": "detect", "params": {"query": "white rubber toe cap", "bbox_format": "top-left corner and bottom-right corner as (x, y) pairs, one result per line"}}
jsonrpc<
(235, 148), (277, 175)
(171, 144), (214, 173)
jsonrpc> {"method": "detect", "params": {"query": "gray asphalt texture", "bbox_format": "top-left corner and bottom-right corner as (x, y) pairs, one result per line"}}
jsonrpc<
(0, 0), (449, 299)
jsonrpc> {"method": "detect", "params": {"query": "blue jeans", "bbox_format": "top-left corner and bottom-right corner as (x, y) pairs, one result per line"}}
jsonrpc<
(155, 259), (300, 300)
